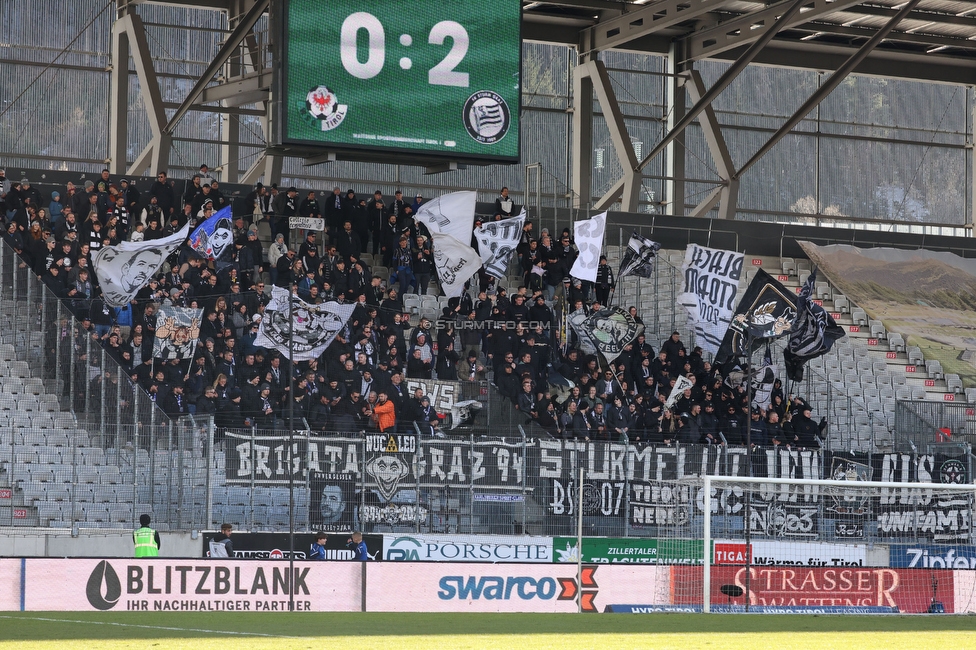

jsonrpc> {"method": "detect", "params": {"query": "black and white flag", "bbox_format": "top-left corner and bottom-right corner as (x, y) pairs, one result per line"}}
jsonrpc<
(752, 346), (776, 409)
(413, 191), (477, 243)
(92, 223), (190, 307)
(569, 211), (607, 283)
(677, 244), (744, 356)
(153, 306), (203, 360)
(253, 286), (355, 361)
(784, 267), (846, 381)
(665, 374), (694, 410)
(618, 232), (661, 279)
(474, 210), (525, 278)
(568, 306), (643, 363)
(715, 269), (796, 365)
(431, 233), (482, 298)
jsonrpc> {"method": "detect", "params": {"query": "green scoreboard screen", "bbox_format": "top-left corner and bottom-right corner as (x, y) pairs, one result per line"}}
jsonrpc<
(282, 0), (522, 163)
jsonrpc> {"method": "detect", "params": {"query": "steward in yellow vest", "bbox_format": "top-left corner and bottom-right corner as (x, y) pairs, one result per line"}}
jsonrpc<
(133, 513), (160, 557)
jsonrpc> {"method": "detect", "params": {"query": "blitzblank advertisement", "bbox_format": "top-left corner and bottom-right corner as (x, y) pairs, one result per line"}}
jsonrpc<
(22, 559), (361, 612)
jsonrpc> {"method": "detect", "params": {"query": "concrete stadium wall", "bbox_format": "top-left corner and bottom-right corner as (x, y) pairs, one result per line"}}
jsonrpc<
(0, 529), (202, 558)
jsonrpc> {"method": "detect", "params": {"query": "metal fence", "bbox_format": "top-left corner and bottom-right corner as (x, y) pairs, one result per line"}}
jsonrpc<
(896, 399), (976, 454)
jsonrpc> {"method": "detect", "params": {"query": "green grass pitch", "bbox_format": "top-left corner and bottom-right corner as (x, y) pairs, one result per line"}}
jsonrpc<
(0, 612), (974, 649)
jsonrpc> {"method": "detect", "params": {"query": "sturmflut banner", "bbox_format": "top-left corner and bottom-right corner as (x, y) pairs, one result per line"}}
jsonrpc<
(677, 244), (744, 355)
(253, 286), (355, 361)
(92, 223), (190, 307)
(474, 211), (525, 278)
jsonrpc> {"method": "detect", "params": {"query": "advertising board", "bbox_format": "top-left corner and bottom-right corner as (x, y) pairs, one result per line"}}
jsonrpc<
(673, 566), (955, 613)
(713, 540), (866, 567)
(365, 563), (670, 612)
(22, 559), (361, 612)
(382, 534), (552, 563)
(889, 545), (976, 569)
(553, 538), (704, 565)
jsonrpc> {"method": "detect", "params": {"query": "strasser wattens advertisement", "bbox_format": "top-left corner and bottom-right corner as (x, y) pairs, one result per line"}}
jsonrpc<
(283, 0), (521, 162)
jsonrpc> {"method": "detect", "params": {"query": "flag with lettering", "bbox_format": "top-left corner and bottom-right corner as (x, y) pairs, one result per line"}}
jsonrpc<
(569, 211), (607, 283)
(474, 210), (525, 278)
(677, 244), (744, 355)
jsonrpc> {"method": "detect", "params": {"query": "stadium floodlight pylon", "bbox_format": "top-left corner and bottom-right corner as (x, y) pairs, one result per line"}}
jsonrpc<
(700, 475), (976, 614)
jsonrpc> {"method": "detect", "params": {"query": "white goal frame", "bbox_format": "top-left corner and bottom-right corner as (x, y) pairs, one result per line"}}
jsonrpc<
(702, 475), (976, 613)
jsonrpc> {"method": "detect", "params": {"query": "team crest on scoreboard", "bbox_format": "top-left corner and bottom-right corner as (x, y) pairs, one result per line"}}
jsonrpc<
(462, 91), (510, 144)
(300, 85), (348, 132)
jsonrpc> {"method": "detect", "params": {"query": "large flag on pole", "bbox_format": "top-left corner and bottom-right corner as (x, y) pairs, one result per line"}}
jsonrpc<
(413, 191), (477, 243)
(618, 232), (661, 279)
(784, 267), (846, 381)
(715, 269), (797, 365)
(153, 306), (204, 360)
(431, 233), (482, 298)
(92, 223), (190, 307)
(569, 211), (607, 283)
(567, 306), (643, 363)
(474, 210), (525, 278)
(677, 244), (744, 356)
(254, 286), (356, 361)
(188, 205), (234, 262)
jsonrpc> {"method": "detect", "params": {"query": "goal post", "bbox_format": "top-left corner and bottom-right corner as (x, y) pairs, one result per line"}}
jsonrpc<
(701, 475), (976, 614)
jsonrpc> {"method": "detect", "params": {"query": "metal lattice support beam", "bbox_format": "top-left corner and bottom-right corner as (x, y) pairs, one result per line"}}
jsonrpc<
(592, 0), (807, 211)
(683, 70), (738, 219)
(685, 0), (867, 61)
(579, 0), (727, 57)
(112, 9), (171, 176)
(162, 0), (270, 134)
(734, 0), (923, 180)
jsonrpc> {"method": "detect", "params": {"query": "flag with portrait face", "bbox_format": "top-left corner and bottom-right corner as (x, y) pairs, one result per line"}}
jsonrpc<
(618, 232), (661, 279)
(188, 205), (234, 261)
(254, 286), (356, 361)
(153, 305), (204, 360)
(92, 223), (190, 307)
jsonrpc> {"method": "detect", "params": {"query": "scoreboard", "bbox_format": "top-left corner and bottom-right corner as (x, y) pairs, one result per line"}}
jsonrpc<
(282, 0), (522, 162)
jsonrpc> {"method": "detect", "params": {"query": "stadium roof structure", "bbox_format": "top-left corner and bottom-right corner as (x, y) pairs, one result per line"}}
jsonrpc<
(523, 0), (976, 85)
(108, 0), (976, 224)
(519, 0), (976, 219)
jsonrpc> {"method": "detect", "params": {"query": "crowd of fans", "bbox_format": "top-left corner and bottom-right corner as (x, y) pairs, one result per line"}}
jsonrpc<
(0, 166), (824, 447)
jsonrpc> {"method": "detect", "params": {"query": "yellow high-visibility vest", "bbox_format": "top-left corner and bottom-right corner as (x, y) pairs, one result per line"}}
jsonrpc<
(134, 527), (158, 557)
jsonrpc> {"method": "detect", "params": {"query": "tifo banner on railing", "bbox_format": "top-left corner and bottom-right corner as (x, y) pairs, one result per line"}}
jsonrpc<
(222, 434), (974, 543)
(382, 534), (553, 563)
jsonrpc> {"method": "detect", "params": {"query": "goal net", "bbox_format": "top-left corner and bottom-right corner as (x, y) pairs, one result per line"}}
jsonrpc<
(669, 475), (976, 614)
